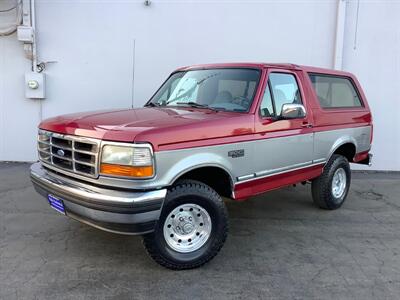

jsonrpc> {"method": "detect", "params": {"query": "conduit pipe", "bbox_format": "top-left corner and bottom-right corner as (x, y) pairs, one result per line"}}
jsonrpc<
(30, 0), (38, 72)
(333, 0), (347, 70)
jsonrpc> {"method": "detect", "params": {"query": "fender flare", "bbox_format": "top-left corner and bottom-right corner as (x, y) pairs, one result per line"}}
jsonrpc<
(165, 153), (235, 188)
(326, 136), (358, 164)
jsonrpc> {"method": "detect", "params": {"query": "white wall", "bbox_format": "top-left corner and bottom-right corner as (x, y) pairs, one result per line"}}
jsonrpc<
(0, 0), (398, 170)
(343, 0), (400, 170)
(0, 33), (41, 161)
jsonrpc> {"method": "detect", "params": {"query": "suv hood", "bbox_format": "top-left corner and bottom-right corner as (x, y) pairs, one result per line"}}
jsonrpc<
(40, 107), (253, 149)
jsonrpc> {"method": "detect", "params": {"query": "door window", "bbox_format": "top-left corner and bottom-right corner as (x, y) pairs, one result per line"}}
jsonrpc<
(259, 73), (302, 117)
(259, 84), (275, 118)
(269, 73), (302, 116)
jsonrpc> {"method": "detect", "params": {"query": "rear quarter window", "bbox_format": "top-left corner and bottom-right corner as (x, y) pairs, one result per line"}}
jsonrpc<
(308, 74), (363, 108)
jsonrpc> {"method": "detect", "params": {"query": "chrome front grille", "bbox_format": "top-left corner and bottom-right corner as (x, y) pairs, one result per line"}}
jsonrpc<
(38, 130), (100, 178)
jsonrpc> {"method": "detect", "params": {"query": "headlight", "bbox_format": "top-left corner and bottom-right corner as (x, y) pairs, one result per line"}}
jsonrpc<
(100, 144), (154, 178)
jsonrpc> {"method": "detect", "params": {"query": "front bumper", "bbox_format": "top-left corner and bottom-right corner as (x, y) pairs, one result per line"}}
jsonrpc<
(30, 162), (167, 235)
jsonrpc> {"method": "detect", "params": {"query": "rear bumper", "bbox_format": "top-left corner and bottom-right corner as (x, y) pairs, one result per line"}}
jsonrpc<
(357, 153), (373, 166)
(368, 153), (373, 166)
(30, 162), (167, 235)
(354, 150), (373, 167)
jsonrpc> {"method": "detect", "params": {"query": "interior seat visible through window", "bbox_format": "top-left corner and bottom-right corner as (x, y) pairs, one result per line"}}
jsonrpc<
(308, 74), (363, 108)
(269, 73), (302, 116)
(214, 91), (233, 103)
(273, 89), (287, 114)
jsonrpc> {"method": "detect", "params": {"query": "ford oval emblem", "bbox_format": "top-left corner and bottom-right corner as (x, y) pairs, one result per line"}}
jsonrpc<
(57, 149), (65, 157)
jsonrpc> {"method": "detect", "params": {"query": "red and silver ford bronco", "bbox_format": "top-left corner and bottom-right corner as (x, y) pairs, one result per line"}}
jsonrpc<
(31, 63), (373, 269)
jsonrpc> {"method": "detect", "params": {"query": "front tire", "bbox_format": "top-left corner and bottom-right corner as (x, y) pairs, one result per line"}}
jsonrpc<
(142, 180), (228, 270)
(311, 154), (351, 210)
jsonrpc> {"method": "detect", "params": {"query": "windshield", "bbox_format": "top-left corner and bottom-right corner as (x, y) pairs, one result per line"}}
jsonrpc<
(148, 68), (261, 112)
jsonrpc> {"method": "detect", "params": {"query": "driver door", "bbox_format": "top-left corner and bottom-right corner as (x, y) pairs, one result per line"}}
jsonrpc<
(253, 70), (314, 180)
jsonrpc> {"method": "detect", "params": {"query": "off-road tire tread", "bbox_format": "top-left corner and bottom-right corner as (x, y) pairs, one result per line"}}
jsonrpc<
(142, 180), (228, 270)
(311, 154), (350, 210)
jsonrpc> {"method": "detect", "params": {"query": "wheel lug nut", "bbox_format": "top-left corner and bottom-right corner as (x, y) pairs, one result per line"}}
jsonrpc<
(179, 217), (184, 221)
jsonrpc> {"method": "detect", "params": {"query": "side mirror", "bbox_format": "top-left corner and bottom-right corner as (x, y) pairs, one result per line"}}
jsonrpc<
(280, 103), (306, 119)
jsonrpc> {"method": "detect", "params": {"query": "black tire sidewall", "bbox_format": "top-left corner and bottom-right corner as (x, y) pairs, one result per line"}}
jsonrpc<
(149, 181), (228, 265)
(326, 156), (351, 209)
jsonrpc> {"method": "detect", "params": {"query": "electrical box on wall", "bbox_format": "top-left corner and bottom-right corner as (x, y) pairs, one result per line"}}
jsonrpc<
(25, 72), (46, 99)
(17, 26), (34, 43)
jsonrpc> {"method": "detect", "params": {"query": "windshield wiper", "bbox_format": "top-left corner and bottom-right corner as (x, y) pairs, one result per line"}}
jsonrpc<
(208, 106), (227, 111)
(176, 102), (214, 110)
(145, 102), (160, 107)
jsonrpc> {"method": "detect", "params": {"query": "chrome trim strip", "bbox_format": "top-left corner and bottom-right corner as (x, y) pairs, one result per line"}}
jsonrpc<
(236, 161), (325, 184)
(313, 158), (326, 164)
(255, 161), (313, 177)
(237, 174), (255, 181)
(30, 162), (166, 205)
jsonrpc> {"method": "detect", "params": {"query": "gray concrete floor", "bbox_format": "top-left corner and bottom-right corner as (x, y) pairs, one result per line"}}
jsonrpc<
(1, 162), (400, 299)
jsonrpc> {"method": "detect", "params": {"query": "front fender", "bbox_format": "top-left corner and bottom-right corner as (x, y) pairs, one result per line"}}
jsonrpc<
(161, 152), (235, 186)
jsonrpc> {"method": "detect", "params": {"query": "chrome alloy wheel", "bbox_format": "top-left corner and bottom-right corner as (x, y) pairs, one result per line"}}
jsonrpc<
(331, 168), (347, 199)
(163, 203), (212, 253)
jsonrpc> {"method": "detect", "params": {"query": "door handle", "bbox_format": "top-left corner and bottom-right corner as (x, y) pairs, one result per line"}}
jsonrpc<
(301, 122), (313, 128)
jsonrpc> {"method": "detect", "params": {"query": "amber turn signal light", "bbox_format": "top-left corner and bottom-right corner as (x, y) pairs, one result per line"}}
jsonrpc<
(100, 163), (154, 178)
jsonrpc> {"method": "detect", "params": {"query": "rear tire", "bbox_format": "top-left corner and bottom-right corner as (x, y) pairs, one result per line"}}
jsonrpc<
(142, 180), (228, 270)
(311, 154), (351, 210)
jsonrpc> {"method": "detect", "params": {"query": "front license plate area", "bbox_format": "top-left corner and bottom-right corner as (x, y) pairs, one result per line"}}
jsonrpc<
(48, 194), (66, 215)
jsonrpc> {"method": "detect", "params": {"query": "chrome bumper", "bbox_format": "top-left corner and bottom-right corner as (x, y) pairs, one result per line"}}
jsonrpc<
(30, 162), (167, 235)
